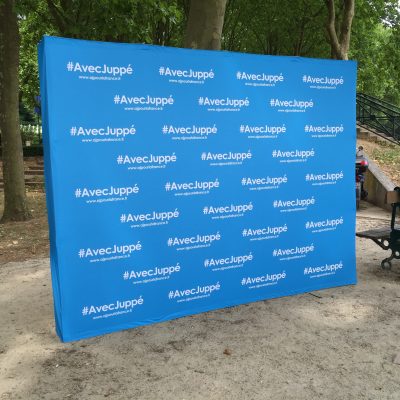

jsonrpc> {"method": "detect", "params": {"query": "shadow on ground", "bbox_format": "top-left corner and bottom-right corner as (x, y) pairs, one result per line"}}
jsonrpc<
(1, 204), (400, 400)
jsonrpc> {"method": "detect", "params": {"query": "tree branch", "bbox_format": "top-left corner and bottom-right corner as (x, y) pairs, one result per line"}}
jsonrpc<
(325, 0), (342, 58)
(339, 0), (355, 58)
(46, 0), (67, 34)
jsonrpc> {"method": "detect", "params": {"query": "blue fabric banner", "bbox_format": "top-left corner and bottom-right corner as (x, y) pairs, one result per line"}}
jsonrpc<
(38, 36), (357, 342)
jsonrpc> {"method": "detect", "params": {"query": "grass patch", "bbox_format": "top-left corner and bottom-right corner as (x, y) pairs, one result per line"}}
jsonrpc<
(372, 146), (400, 166)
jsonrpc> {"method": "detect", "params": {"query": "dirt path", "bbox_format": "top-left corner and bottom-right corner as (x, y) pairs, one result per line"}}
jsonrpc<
(0, 191), (49, 264)
(0, 203), (400, 400)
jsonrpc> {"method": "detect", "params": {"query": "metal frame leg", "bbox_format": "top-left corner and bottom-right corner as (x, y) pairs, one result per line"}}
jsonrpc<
(381, 252), (395, 270)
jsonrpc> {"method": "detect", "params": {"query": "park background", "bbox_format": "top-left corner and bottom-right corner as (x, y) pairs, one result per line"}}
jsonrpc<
(1, 1), (400, 399)
(1, 0), (399, 256)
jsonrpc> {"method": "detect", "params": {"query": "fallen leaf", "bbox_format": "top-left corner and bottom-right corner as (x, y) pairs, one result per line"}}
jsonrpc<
(223, 348), (232, 356)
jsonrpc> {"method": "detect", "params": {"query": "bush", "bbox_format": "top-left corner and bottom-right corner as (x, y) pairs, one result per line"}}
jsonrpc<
(20, 123), (42, 145)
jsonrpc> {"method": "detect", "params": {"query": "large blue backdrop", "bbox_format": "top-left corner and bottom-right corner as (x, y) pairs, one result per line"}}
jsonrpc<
(39, 36), (357, 342)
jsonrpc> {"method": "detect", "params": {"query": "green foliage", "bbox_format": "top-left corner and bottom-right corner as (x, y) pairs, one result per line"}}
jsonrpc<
(350, 0), (400, 106)
(223, 0), (329, 57)
(19, 1), (57, 112)
(16, 0), (400, 111)
(18, 0), (185, 110)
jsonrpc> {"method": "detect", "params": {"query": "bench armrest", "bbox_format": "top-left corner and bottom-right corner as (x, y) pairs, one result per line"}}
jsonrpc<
(386, 189), (400, 204)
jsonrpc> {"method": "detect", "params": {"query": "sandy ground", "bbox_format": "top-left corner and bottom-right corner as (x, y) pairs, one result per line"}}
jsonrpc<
(0, 202), (400, 400)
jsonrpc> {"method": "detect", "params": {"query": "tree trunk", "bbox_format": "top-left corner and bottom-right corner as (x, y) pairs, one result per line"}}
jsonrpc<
(325, 0), (355, 60)
(184, 0), (228, 50)
(0, 0), (30, 222)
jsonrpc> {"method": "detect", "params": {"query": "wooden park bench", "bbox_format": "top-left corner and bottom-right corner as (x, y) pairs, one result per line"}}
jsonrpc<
(356, 187), (400, 270)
